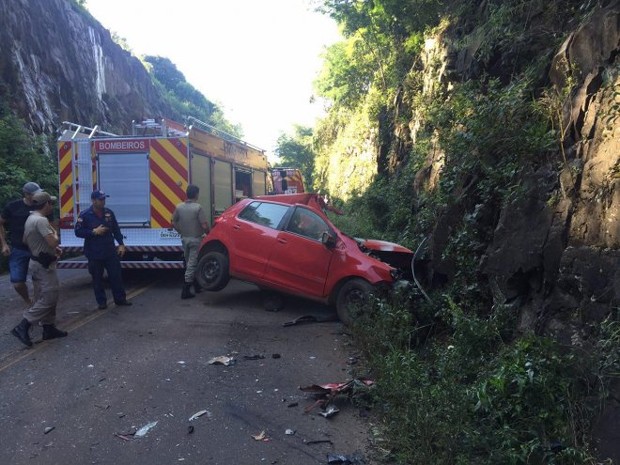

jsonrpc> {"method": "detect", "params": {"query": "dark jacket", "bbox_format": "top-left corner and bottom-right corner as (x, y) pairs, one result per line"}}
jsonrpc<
(74, 206), (124, 260)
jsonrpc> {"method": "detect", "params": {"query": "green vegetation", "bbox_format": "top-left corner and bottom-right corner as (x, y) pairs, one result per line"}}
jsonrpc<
(0, 102), (57, 272)
(274, 125), (316, 190)
(143, 56), (242, 136)
(312, 0), (618, 463)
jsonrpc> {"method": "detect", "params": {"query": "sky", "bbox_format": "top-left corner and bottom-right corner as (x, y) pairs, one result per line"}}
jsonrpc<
(85, 0), (341, 156)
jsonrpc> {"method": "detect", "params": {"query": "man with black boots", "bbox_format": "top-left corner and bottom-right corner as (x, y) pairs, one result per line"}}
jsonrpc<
(74, 190), (132, 310)
(11, 191), (66, 347)
(172, 184), (209, 299)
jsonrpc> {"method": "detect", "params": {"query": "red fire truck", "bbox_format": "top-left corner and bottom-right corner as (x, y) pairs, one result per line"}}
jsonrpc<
(56, 118), (270, 269)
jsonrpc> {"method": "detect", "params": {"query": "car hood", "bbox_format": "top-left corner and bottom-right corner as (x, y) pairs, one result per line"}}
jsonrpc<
(356, 238), (414, 271)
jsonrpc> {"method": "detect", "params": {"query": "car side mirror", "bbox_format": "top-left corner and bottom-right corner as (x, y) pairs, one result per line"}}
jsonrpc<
(321, 231), (336, 248)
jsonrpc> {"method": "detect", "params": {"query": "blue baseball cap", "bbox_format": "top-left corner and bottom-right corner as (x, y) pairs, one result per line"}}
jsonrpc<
(23, 182), (41, 194)
(91, 190), (109, 200)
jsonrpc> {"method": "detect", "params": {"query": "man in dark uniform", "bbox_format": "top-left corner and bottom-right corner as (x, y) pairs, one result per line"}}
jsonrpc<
(0, 181), (42, 306)
(74, 190), (132, 310)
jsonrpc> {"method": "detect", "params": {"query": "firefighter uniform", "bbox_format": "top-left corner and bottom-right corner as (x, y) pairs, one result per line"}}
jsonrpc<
(74, 195), (128, 308)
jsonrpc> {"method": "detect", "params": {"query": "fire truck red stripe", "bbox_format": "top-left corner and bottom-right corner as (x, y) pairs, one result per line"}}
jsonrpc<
(150, 182), (177, 213)
(61, 189), (73, 206)
(151, 139), (187, 179)
(150, 161), (186, 200)
(59, 163), (72, 183)
(150, 204), (169, 228)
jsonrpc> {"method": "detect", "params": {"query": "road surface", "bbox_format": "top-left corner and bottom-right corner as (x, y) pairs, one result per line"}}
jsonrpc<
(0, 268), (372, 464)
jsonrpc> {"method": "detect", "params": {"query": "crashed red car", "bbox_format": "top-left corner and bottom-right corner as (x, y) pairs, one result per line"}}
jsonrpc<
(195, 193), (413, 324)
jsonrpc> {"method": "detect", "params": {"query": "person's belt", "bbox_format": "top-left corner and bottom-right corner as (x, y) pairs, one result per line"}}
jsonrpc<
(31, 253), (57, 268)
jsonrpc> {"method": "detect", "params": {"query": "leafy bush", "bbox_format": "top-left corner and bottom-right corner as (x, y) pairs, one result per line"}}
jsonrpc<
(351, 292), (603, 464)
(0, 102), (57, 272)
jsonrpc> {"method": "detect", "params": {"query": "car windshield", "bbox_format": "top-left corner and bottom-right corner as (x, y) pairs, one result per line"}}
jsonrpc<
(238, 201), (289, 229)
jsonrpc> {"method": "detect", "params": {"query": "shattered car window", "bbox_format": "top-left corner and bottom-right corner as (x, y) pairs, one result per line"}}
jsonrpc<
(238, 201), (289, 229)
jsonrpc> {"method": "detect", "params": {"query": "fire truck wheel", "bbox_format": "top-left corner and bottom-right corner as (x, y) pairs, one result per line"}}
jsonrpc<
(335, 278), (374, 326)
(196, 251), (230, 291)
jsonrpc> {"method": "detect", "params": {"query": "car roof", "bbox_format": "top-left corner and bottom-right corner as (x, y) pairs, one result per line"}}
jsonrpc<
(254, 193), (317, 206)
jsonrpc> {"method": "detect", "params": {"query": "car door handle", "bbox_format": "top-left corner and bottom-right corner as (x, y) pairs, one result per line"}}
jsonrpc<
(277, 238), (287, 244)
(233, 225), (241, 230)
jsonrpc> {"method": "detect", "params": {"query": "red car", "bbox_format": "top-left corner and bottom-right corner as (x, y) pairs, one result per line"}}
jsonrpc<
(195, 193), (413, 324)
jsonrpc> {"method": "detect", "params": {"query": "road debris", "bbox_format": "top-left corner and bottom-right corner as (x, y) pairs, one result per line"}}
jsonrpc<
(44, 426), (55, 434)
(252, 430), (269, 442)
(134, 421), (158, 438)
(187, 425), (194, 434)
(243, 354), (265, 361)
(282, 315), (338, 327)
(327, 452), (365, 464)
(318, 405), (340, 418)
(285, 429), (296, 435)
(188, 410), (210, 421)
(113, 433), (132, 442)
(300, 379), (374, 412)
(208, 355), (235, 366)
(305, 439), (333, 446)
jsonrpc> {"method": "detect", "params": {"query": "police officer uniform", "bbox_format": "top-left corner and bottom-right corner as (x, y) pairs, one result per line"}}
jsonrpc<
(74, 190), (131, 309)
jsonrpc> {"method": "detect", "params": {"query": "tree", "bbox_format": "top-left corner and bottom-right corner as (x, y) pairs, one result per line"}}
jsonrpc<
(274, 126), (316, 190)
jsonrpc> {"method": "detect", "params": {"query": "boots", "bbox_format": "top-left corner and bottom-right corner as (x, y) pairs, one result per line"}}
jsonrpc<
(11, 318), (32, 347)
(181, 282), (195, 299)
(42, 325), (68, 340)
(193, 279), (202, 294)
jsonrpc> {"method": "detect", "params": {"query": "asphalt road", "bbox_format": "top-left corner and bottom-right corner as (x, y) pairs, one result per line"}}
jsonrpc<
(0, 268), (372, 465)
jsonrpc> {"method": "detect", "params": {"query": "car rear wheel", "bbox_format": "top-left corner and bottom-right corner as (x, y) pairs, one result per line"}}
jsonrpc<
(196, 251), (230, 291)
(335, 278), (374, 326)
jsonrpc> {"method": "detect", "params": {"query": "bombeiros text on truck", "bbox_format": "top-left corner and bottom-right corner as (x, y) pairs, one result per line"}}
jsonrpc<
(56, 117), (273, 269)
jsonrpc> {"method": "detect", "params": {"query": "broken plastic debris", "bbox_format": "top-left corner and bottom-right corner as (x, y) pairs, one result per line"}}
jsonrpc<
(44, 426), (55, 434)
(243, 354), (265, 360)
(327, 453), (365, 464)
(252, 430), (269, 441)
(300, 378), (375, 412)
(187, 425), (194, 434)
(282, 314), (338, 327)
(305, 439), (333, 446)
(208, 355), (235, 366)
(285, 429), (296, 435)
(134, 421), (158, 438)
(319, 405), (340, 418)
(188, 410), (210, 421)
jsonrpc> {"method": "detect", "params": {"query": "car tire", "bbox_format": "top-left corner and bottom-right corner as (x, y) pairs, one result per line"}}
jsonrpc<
(335, 278), (374, 326)
(196, 251), (230, 291)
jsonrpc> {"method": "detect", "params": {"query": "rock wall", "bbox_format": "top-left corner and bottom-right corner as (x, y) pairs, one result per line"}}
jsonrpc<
(484, 3), (620, 339)
(0, 0), (175, 133)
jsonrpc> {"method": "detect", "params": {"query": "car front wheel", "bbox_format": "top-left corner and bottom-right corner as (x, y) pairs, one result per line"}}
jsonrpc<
(335, 278), (374, 326)
(196, 251), (230, 291)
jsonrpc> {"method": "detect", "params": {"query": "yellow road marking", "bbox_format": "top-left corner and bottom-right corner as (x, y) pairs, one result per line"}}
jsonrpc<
(0, 282), (155, 373)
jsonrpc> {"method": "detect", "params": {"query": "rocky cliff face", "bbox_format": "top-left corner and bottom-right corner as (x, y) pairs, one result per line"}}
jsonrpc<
(413, 4), (619, 459)
(0, 0), (175, 134)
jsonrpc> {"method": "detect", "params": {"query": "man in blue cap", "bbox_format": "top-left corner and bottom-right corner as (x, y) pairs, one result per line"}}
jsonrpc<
(74, 190), (132, 310)
(0, 181), (43, 306)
